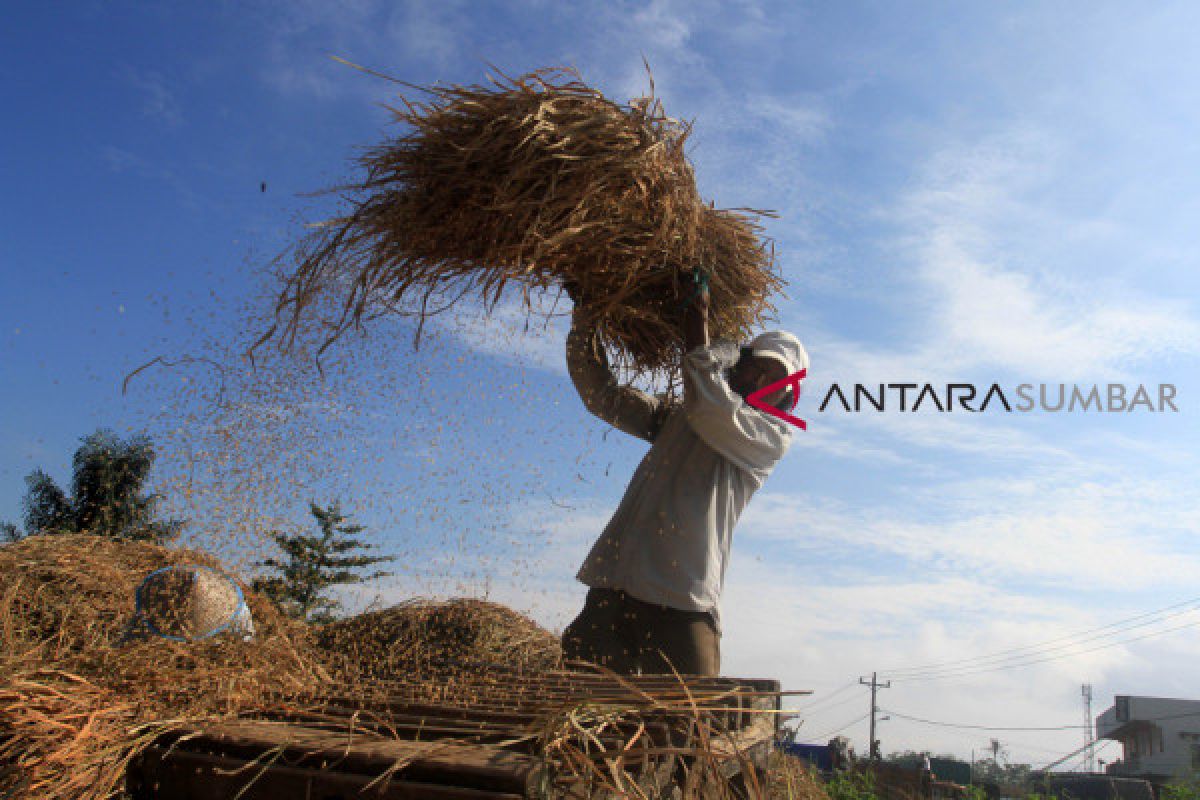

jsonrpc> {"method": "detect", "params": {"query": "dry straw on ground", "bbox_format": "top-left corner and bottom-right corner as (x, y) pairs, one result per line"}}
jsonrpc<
(258, 65), (784, 390)
(1, 534), (787, 798)
(766, 753), (832, 800)
(0, 533), (323, 799)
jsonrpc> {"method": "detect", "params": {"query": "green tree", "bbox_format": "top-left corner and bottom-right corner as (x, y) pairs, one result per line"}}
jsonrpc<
(1, 521), (21, 544)
(3, 429), (182, 543)
(1161, 777), (1200, 800)
(972, 756), (1033, 788)
(253, 502), (393, 623)
(825, 769), (879, 800)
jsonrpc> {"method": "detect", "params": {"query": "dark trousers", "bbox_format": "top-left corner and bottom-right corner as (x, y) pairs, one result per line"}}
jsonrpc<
(561, 588), (720, 676)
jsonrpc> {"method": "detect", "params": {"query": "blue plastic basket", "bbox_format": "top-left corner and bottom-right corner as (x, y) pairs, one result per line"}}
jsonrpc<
(134, 564), (248, 642)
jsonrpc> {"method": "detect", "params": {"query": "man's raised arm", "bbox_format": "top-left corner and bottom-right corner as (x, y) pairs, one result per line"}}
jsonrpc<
(678, 275), (792, 483)
(566, 307), (665, 443)
(681, 274), (710, 355)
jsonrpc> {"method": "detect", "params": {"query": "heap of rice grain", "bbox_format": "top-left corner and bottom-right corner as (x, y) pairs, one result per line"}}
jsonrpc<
(316, 597), (561, 680)
(261, 66), (784, 387)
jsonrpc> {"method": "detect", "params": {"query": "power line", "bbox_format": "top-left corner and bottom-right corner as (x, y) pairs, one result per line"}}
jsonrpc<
(887, 615), (1200, 682)
(796, 689), (871, 721)
(1038, 737), (1116, 771)
(796, 682), (865, 715)
(891, 703), (1200, 738)
(888, 595), (1200, 674)
(880, 708), (1087, 732)
(1000, 740), (1085, 757)
(1049, 739), (1118, 773)
(799, 711), (871, 744)
(884, 597), (1200, 678)
(889, 612), (1200, 680)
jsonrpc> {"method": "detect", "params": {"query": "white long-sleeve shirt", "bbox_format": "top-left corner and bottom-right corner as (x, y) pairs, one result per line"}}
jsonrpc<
(566, 313), (794, 630)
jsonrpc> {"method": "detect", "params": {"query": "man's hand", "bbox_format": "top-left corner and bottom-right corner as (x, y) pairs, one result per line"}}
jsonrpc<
(680, 270), (710, 353)
(563, 278), (584, 306)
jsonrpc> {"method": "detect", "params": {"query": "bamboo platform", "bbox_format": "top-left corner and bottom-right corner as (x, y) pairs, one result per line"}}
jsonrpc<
(125, 664), (794, 799)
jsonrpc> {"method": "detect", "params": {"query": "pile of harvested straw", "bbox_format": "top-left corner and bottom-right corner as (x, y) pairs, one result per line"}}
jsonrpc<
(261, 66), (783, 388)
(1, 535), (783, 798)
(316, 597), (561, 679)
(0, 534), (325, 799)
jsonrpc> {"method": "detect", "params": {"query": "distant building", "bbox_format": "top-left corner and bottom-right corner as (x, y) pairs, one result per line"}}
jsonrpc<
(1097, 695), (1200, 781)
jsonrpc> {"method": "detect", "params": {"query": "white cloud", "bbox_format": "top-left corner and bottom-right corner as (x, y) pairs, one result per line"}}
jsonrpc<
(383, 2), (464, 68)
(631, 0), (693, 52)
(743, 95), (831, 144)
(890, 128), (1200, 379)
(794, 418), (911, 466)
(714, 555), (1149, 755)
(740, 469), (1200, 591)
(444, 291), (569, 375)
(814, 407), (1073, 462)
(913, 239), (1200, 380)
(256, 0), (468, 99)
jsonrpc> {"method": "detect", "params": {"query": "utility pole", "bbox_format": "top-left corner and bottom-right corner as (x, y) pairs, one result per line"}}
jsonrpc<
(1082, 684), (1095, 773)
(860, 672), (891, 761)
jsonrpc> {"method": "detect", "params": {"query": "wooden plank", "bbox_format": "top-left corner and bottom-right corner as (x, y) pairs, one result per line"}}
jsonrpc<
(247, 706), (689, 754)
(127, 746), (525, 800)
(136, 670), (788, 797)
(252, 695), (762, 730)
(265, 697), (743, 727)
(314, 686), (776, 723)
(246, 708), (530, 742)
(358, 670), (786, 696)
(155, 719), (540, 795)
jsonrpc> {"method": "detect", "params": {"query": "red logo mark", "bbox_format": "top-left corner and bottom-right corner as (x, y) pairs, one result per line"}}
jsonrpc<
(747, 369), (808, 430)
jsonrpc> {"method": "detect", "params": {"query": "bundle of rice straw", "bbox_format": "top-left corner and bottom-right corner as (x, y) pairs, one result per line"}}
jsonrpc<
(0, 534), (326, 800)
(316, 597), (562, 680)
(260, 65), (783, 388)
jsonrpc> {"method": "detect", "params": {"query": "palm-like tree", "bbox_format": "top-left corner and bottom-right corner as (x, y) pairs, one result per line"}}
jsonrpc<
(5, 429), (182, 544)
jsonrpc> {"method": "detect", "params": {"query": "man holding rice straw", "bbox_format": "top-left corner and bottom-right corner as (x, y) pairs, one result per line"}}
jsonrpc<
(561, 275), (806, 676)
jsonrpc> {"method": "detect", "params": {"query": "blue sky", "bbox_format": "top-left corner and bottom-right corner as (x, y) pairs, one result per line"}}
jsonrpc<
(3, 1), (1200, 765)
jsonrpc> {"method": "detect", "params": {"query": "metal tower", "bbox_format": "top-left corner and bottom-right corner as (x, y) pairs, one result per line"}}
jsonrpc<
(1082, 684), (1095, 772)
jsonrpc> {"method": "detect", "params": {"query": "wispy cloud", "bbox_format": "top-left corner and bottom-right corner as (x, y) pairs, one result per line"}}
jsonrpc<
(256, 0), (471, 99)
(122, 67), (183, 127)
(631, 0), (693, 52)
(100, 145), (201, 207)
(740, 468), (1200, 590)
(887, 127), (1200, 380)
(444, 291), (569, 375)
(718, 554), (1166, 754)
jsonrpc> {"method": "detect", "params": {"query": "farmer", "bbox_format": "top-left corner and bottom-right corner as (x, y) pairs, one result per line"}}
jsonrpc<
(560, 276), (806, 676)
